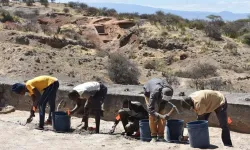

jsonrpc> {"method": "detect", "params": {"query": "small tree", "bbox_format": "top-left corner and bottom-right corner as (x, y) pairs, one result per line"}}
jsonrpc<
(108, 53), (140, 85)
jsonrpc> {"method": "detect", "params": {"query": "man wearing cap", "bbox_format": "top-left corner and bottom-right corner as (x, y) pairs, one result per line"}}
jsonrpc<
(68, 81), (107, 134)
(181, 90), (232, 147)
(12, 75), (59, 130)
(143, 78), (174, 142)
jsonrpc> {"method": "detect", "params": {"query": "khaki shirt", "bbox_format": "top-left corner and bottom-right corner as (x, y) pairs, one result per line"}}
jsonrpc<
(190, 90), (225, 115)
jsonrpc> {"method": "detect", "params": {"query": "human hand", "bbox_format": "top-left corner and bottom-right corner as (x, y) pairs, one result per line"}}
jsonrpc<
(26, 117), (33, 124)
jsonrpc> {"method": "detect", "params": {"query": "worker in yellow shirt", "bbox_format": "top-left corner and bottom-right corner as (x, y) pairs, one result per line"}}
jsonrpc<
(12, 75), (59, 130)
(181, 90), (232, 147)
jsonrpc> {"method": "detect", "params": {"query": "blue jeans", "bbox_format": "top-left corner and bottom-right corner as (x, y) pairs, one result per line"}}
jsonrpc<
(38, 81), (59, 127)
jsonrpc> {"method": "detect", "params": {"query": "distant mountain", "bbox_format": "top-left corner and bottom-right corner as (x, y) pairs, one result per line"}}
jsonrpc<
(86, 2), (249, 21)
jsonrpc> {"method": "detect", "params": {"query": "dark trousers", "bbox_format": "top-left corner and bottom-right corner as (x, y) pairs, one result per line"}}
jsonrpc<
(197, 100), (232, 146)
(38, 81), (59, 127)
(119, 109), (148, 135)
(82, 83), (107, 133)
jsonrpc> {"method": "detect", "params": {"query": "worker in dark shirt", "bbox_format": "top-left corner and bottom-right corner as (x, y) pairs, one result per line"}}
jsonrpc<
(144, 78), (174, 142)
(109, 99), (148, 136)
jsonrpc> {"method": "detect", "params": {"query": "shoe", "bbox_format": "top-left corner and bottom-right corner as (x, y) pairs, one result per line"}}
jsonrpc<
(45, 120), (52, 125)
(35, 126), (44, 130)
(133, 131), (140, 137)
(150, 137), (158, 143)
(158, 137), (166, 142)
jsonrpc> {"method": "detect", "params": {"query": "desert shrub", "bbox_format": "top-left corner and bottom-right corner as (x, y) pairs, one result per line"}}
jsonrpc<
(175, 63), (218, 79)
(100, 8), (117, 17)
(68, 1), (78, 8)
(63, 30), (82, 40)
(14, 10), (25, 18)
(26, 0), (34, 6)
(63, 8), (70, 13)
(1, 10), (14, 22)
(1, 0), (9, 6)
(223, 22), (243, 38)
(40, 24), (54, 35)
(118, 12), (139, 20)
(87, 7), (100, 16)
(190, 79), (206, 90)
(108, 53), (140, 85)
(144, 60), (156, 69)
(207, 78), (224, 90)
(40, 0), (49, 7)
(33, 9), (40, 16)
(162, 71), (180, 87)
(23, 22), (40, 33)
(188, 19), (206, 30)
(204, 22), (222, 40)
(79, 3), (88, 9)
(242, 33), (250, 45)
(223, 42), (238, 56)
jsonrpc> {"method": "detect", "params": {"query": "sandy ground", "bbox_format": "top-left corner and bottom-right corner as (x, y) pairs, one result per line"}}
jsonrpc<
(0, 111), (249, 150)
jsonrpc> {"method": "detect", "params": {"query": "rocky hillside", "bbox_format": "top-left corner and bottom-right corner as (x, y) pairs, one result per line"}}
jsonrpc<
(0, 2), (250, 92)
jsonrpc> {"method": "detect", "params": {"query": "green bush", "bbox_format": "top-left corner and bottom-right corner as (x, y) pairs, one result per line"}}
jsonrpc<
(188, 19), (206, 30)
(108, 53), (140, 85)
(243, 33), (250, 45)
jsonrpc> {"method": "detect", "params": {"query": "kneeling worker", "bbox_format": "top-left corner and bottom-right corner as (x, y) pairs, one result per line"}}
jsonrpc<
(109, 99), (148, 136)
(68, 81), (107, 133)
(144, 78), (174, 142)
(181, 90), (232, 147)
(12, 75), (59, 130)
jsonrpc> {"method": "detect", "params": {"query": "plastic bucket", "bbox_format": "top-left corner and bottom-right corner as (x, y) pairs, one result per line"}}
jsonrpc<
(187, 120), (210, 148)
(139, 119), (151, 142)
(166, 119), (184, 142)
(52, 111), (71, 132)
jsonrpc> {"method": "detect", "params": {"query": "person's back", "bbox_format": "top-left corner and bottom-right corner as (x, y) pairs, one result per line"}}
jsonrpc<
(190, 90), (225, 115)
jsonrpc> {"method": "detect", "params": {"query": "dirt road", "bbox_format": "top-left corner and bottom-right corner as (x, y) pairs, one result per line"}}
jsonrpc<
(0, 111), (249, 150)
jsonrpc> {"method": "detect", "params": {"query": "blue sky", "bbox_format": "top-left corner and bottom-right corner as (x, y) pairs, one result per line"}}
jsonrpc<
(57, 0), (250, 13)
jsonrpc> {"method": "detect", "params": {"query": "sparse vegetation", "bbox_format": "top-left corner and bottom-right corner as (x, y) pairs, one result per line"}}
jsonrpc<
(242, 33), (250, 45)
(175, 63), (218, 79)
(63, 8), (70, 14)
(144, 60), (157, 69)
(108, 53), (140, 85)
(26, 0), (34, 6)
(40, 0), (49, 7)
(204, 22), (222, 40)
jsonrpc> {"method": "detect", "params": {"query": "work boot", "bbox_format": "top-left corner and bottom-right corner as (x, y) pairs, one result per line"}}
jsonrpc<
(158, 136), (166, 142)
(150, 137), (158, 143)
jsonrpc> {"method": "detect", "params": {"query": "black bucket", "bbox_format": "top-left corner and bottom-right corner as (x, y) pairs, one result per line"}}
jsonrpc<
(52, 111), (71, 132)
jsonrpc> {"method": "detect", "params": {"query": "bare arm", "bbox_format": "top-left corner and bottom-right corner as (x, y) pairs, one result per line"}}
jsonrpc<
(70, 103), (80, 114)
(31, 88), (41, 108)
